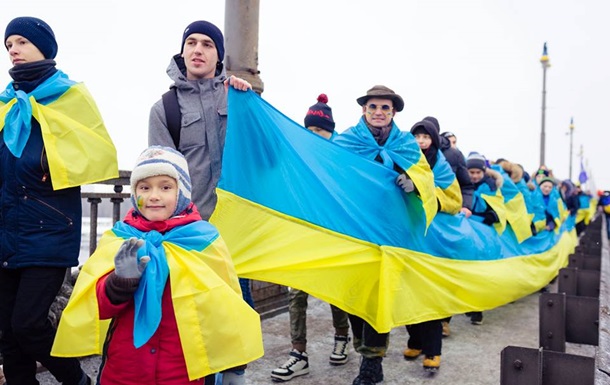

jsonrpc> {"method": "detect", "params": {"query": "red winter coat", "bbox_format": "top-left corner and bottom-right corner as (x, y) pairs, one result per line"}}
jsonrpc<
(96, 208), (204, 385)
(96, 274), (204, 385)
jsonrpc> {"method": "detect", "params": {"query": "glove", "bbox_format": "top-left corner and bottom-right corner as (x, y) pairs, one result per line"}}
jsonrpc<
(218, 371), (246, 385)
(482, 211), (499, 226)
(395, 173), (415, 193)
(114, 237), (149, 279)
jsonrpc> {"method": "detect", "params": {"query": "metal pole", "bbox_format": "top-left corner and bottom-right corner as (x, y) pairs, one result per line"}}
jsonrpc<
(540, 66), (547, 166)
(224, 0), (264, 95)
(569, 119), (574, 180)
(539, 43), (550, 167)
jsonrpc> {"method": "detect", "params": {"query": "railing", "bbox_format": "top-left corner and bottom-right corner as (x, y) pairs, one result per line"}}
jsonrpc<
(500, 214), (608, 384)
(81, 170), (131, 255)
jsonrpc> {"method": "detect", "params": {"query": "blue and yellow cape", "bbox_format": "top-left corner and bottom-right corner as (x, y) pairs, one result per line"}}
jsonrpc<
(52, 220), (263, 380)
(0, 70), (117, 189)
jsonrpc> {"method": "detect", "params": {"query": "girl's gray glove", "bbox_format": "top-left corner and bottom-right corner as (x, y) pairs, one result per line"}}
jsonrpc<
(114, 237), (149, 279)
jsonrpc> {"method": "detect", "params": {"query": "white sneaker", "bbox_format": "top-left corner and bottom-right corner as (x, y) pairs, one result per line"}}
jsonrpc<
(329, 335), (350, 366)
(271, 349), (310, 382)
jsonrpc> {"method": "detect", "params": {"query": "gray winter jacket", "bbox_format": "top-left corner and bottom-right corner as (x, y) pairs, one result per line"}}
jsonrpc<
(148, 55), (227, 220)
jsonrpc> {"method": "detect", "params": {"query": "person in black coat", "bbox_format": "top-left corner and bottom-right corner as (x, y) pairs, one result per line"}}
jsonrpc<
(421, 116), (474, 338)
(423, 117), (474, 214)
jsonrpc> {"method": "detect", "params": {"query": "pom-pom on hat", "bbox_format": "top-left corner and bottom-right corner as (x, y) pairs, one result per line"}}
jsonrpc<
(304, 93), (335, 133)
(5, 16), (58, 59)
(130, 146), (192, 218)
(466, 152), (487, 171)
(180, 20), (224, 61)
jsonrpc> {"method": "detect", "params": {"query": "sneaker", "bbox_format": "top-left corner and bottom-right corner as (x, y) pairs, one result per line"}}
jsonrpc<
(271, 349), (310, 382)
(470, 312), (483, 325)
(329, 335), (350, 365)
(441, 321), (451, 337)
(423, 355), (441, 371)
(352, 357), (383, 384)
(403, 348), (422, 360)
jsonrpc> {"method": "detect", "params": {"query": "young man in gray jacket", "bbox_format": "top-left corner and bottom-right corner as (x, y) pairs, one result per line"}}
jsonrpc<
(148, 20), (250, 221)
(147, 20), (251, 385)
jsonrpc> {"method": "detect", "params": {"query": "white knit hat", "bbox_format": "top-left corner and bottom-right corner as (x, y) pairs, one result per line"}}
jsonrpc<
(130, 146), (192, 217)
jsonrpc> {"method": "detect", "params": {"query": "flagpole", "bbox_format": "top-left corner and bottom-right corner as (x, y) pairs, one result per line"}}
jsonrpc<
(539, 43), (551, 166)
(569, 117), (574, 180)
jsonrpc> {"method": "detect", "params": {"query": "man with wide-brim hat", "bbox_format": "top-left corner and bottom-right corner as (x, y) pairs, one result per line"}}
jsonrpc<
(356, 85), (405, 112)
(333, 86), (437, 385)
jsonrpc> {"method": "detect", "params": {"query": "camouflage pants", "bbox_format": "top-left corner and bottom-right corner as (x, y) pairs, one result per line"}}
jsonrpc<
(348, 314), (389, 358)
(289, 289), (349, 351)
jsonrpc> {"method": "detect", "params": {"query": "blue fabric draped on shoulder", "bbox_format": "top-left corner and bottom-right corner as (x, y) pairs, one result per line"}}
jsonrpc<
(210, 89), (576, 332)
(333, 118), (438, 227)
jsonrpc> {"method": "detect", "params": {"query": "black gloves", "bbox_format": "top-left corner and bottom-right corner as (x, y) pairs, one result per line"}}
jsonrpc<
(482, 211), (499, 225)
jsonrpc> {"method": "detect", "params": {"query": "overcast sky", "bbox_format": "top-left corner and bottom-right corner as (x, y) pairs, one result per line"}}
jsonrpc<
(2, 0), (609, 192)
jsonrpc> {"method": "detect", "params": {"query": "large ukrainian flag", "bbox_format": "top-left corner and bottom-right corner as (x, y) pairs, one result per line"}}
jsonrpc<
(210, 89), (576, 333)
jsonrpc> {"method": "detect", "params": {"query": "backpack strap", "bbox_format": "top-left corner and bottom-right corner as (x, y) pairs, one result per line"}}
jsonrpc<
(161, 86), (181, 148)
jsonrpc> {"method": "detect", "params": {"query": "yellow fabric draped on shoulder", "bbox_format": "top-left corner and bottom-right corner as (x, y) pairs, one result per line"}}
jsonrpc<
(436, 178), (463, 215)
(3, 82), (119, 190)
(407, 154), (438, 228)
(52, 229), (263, 380)
(504, 193), (534, 243)
(481, 192), (507, 234)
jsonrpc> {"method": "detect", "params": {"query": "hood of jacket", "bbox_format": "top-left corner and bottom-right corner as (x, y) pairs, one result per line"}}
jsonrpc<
(166, 54), (227, 89)
(486, 167), (504, 190)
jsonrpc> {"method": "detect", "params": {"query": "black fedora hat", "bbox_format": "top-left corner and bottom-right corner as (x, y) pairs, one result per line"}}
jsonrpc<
(356, 85), (405, 112)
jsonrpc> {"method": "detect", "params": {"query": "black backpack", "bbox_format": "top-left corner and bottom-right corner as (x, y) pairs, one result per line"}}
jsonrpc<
(161, 86), (181, 148)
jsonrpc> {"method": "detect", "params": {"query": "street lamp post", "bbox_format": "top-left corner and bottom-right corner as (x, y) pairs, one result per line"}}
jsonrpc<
(569, 117), (574, 180)
(539, 43), (551, 166)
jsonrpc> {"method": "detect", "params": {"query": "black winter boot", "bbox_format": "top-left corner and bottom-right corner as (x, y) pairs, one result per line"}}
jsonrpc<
(352, 356), (383, 385)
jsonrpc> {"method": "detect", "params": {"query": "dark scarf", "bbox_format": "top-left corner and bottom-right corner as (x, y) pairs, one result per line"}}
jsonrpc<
(422, 145), (439, 170)
(365, 121), (392, 146)
(8, 59), (57, 93)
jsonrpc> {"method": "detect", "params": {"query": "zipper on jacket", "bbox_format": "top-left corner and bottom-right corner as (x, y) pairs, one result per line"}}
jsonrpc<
(21, 186), (73, 226)
(40, 148), (49, 182)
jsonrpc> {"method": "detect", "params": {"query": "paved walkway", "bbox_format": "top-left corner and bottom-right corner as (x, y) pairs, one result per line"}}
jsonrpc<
(35, 281), (595, 385)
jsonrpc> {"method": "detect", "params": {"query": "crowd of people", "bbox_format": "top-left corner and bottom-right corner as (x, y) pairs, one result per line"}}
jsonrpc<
(0, 15), (605, 385)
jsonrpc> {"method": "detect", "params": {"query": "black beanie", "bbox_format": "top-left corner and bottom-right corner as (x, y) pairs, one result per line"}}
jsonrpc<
(5, 16), (58, 59)
(181, 20), (224, 61)
(304, 94), (335, 133)
(466, 152), (487, 171)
